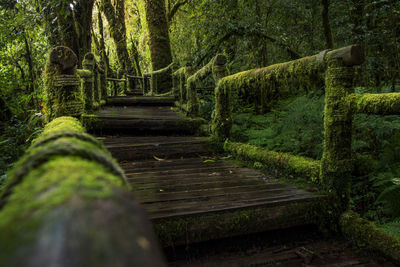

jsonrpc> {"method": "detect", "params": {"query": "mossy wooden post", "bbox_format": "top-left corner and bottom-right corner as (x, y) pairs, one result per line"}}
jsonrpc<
(93, 59), (101, 109)
(98, 60), (107, 103)
(212, 54), (228, 84)
(321, 45), (364, 212)
(183, 62), (194, 104)
(0, 117), (166, 267)
(43, 46), (83, 121)
(80, 53), (95, 112)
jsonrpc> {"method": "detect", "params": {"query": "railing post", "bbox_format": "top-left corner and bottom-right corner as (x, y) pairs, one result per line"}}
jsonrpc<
(43, 46), (83, 121)
(80, 53), (95, 113)
(212, 81), (232, 142)
(93, 58), (100, 109)
(98, 60), (107, 103)
(182, 63), (193, 104)
(321, 57), (355, 212)
(212, 55), (228, 82)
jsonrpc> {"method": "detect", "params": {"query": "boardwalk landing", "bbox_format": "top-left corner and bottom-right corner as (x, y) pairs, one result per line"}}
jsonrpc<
(91, 95), (324, 247)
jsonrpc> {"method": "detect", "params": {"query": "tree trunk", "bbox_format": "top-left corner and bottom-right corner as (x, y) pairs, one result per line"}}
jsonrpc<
(322, 0), (334, 49)
(42, 0), (94, 65)
(144, 0), (172, 71)
(99, 0), (134, 75)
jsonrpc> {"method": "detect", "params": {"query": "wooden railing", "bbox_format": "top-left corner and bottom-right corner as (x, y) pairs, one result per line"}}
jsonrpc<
(0, 46), (166, 265)
(172, 54), (229, 116)
(211, 45), (368, 212)
(144, 62), (177, 95)
(0, 117), (166, 265)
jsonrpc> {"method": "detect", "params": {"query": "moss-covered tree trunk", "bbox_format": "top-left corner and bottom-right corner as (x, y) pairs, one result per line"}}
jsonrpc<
(43, 0), (95, 65)
(99, 0), (134, 76)
(144, 0), (173, 71)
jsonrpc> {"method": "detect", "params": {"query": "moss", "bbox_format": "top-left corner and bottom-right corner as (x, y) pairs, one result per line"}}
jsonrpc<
(212, 51), (326, 141)
(0, 156), (124, 263)
(212, 83), (233, 142)
(39, 116), (85, 139)
(340, 211), (400, 263)
(186, 76), (200, 115)
(224, 141), (320, 182)
(43, 55), (83, 121)
(186, 54), (227, 117)
(320, 59), (354, 212)
(147, 62), (177, 94)
(153, 198), (321, 247)
(81, 114), (103, 131)
(346, 93), (400, 115)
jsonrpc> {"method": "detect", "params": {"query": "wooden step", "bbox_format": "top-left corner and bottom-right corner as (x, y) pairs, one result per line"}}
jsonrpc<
(106, 96), (175, 106)
(121, 156), (325, 247)
(100, 136), (210, 161)
(84, 106), (205, 135)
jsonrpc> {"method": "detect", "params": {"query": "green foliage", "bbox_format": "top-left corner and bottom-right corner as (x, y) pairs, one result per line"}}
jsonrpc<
(231, 92), (325, 159)
(380, 219), (400, 239)
(0, 115), (43, 187)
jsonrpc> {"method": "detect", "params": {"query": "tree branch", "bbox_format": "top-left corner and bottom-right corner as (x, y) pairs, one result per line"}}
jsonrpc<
(168, 0), (188, 22)
(196, 26), (301, 66)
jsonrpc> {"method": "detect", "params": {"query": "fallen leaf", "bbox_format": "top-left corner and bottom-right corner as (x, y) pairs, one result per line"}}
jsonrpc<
(153, 155), (165, 161)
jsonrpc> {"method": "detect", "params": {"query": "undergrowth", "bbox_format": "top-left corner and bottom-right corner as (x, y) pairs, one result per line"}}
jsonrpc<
(230, 90), (400, 231)
(0, 114), (43, 188)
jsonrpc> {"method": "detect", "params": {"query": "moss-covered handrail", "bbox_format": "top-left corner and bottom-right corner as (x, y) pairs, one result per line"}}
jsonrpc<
(172, 62), (194, 109)
(212, 45), (364, 210)
(144, 62), (177, 95)
(0, 117), (166, 266)
(186, 54), (228, 116)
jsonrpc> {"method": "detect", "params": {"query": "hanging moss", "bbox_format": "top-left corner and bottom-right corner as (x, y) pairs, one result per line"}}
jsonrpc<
(224, 141), (320, 182)
(346, 93), (400, 115)
(340, 211), (400, 263)
(320, 59), (354, 213)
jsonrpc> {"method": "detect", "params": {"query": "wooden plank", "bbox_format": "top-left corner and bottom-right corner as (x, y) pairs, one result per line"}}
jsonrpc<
(152, 197), (324, 246)
(135, 186), (306, 205)
(129, 176), (269, 191)
(106, 96), (175, 106)
(134, 184), (295, 202)
(148, 193), (321, 219)
(100, 136), (205, 144)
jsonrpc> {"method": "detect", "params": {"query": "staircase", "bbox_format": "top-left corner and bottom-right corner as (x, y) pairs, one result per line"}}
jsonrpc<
(87, 94), (325, 248)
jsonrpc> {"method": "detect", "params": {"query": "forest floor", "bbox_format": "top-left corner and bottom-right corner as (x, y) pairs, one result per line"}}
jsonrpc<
(166, 225), (396, 267)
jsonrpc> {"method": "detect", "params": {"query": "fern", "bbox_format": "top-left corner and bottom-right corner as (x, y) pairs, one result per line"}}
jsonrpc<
(380, 219), (400, 239)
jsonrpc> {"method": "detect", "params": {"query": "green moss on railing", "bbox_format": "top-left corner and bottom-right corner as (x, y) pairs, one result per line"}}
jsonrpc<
(340, 211), (400, 263)
(224, 141), (320, 182)
(0, 116), (166, 266)
(346, 93), (400, 115)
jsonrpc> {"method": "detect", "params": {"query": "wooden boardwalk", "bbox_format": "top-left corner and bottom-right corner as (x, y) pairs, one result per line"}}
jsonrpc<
(92, 95), (325, 247)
